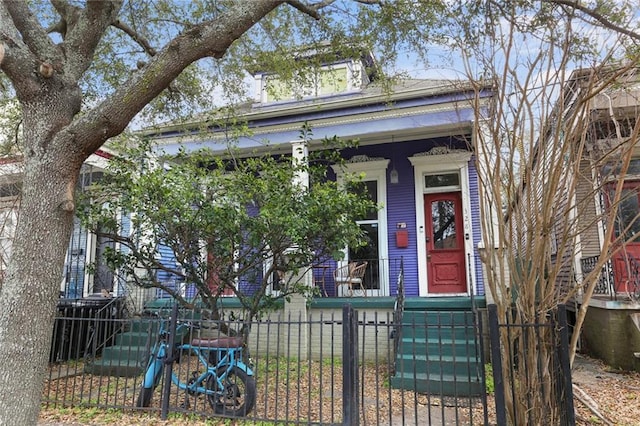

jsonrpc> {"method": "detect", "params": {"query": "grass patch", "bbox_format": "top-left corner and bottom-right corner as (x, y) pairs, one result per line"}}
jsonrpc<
(484, 363), (495, 394)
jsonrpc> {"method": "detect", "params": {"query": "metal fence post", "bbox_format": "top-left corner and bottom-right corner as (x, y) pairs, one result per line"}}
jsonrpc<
(342, 304), (359, 426)
(488, 304), (507, 426)
(161, 303), (179, 420)
(557, 304), (576, 426)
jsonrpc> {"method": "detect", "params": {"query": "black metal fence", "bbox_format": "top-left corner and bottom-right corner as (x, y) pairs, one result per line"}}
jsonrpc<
(488, 304), (575, 426)
(50, 296), (127, 362)
(45, 304), (489, 425)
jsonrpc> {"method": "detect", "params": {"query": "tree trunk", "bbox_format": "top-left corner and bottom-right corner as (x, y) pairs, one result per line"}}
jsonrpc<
(0, 154), (80, 424)
(0, 3), (293, 423)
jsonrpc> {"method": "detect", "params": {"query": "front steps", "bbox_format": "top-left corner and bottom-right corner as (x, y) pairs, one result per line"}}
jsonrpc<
(84, 318), (159, 377)
(84, 299), (194, 377)
(390, 298), (484, 396)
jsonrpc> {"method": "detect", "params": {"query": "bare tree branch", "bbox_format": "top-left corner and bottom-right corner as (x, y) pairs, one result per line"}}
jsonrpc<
(286, 0), (323, 19)
(111, 19), (157, 56)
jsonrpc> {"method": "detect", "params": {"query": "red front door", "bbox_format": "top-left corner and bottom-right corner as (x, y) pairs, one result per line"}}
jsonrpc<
(607, 183), (640, 292)
(425, 192), (467, 294)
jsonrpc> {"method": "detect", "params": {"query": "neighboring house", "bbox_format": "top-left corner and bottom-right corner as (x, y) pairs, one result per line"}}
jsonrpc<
(537, 68), (640, 371)
(141, 52), (494, 305)
(0, 150), (132, 300)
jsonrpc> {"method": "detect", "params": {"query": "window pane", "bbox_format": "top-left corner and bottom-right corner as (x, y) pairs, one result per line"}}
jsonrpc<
(265, 76), (292, 102)
(592, 117), (635, 139)
(612, 188), (640, 238)
(349, 223), (379, 290)
(602, 159), (640, 177)
(431, 200), (457, 249)
(348, 180), (378, 221)
(425, 173), (459, 188)
(319, 68), (348, 95)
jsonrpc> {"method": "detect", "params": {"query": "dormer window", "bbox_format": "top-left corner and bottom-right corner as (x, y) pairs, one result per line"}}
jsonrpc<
(256, 61), (364, 104)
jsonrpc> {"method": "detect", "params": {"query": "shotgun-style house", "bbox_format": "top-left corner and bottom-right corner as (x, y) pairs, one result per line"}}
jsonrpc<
(1, 51), (496, 394)
(143, 54), (493, 305)
(534, 67), (640, 371)
(132, 51), (495, 395)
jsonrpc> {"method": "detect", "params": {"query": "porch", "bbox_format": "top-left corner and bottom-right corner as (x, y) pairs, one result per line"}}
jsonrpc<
(579, 255), (640, 302)
(309, 257), (403, 298)
(577, 255), (640, 371)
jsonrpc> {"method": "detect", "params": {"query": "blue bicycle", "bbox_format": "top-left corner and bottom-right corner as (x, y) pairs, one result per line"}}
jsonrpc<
(136, 315), (256, 417)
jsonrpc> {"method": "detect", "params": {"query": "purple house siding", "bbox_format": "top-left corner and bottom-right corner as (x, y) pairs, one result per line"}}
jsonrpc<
(152, 137), (485, 300)
(340, 135), (479, 298)
(385, 153), (419, 297)
(468, 157), (485, 296)
(155, 244), (197, 299)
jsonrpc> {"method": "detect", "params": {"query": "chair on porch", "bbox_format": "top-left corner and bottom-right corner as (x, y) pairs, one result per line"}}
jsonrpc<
(334, 261), (368, 297)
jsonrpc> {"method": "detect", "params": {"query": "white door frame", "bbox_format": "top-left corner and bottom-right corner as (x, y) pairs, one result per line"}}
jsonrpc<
(409, 151), (475, 297)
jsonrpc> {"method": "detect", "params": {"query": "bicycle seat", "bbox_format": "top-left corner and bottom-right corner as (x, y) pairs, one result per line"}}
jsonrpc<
(190, 336), (244, 348)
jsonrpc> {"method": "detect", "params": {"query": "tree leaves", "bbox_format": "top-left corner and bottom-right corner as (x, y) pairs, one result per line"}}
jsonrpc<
(79, 132), (376, 328)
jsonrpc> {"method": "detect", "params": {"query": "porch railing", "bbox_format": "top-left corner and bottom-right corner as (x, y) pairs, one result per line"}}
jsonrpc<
(391, 257), (404, 374)
(579, 255), (616, 300)
(85, 296), (128, 360)
(313, 257), (403, 298)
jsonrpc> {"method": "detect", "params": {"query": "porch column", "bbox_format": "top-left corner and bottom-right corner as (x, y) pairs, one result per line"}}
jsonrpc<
(289, 139), (312, 291)
(282, 140), (311, 359)
(291, 139), (309, 188)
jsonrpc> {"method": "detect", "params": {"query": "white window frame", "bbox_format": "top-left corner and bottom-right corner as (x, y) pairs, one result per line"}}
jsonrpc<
(332, 159), (390, 296)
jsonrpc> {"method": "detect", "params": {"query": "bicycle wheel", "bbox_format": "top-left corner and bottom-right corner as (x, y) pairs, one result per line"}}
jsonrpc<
(207, 366), (256, 417)
(136, 386), (154, 408)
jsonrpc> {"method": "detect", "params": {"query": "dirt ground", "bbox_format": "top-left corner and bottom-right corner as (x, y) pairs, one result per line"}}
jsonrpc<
(38, 353), (640, 425)
(572, 354), (640, 426)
